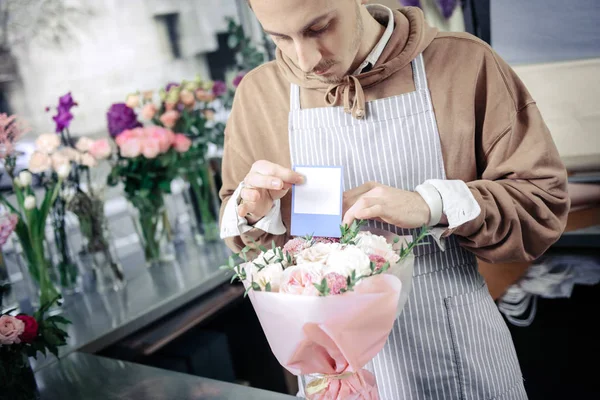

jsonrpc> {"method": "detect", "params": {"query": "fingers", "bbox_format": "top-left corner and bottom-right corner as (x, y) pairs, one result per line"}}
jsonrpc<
(342, 196), (382, 226)
(251, 160), (305, 185)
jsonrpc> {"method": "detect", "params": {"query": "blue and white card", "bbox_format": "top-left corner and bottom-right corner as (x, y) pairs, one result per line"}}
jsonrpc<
(291, 165), (343, 238)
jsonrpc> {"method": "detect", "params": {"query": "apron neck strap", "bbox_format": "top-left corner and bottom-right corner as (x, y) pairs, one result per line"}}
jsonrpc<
(289, 53), (428, 109)
(412, 53), (428, 91)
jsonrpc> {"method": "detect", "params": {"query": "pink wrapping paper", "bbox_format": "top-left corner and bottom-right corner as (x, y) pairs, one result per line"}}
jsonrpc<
(245, 273), (402, 399)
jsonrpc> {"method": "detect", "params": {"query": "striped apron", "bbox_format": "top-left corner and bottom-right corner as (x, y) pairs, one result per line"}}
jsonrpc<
(290, 54), (528, 399)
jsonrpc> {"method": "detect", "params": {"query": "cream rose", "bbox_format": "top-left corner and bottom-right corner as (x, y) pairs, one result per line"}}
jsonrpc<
(296, 242), (340, 264)
(35, 133), (60, 154)
(280, 262), (325, 296)
(244, 262), (285, 291)
(18, 171), (32, 187)
(0, 315), (25, 345)
(325, 245), (371, 278)
(355, 231), (400, 265)
(75, 137), (94, 152)
(28, 151), (52, 173)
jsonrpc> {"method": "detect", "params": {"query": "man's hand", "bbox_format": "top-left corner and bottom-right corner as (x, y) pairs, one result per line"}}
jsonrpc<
(342, 181), (431, 228)
(238, 160), (304, 224)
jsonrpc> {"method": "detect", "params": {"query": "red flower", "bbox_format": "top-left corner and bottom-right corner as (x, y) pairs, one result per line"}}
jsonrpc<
(15, 315), (39, 343)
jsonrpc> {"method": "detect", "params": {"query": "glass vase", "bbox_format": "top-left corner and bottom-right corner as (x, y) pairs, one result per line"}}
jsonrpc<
(12, 234), (60, 310)
(48, 198), (81, 295)
(186, 163), (220, 243)
(129, 203), (175, 267)
(0, 348), (40, 400)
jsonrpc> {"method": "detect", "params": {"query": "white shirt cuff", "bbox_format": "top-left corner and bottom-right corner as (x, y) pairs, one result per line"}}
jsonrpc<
(220, 183), (287, 239)
(416, 180), (481, 251)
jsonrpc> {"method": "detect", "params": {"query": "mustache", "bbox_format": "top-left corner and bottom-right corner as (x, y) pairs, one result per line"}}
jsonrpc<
(311, 60), (337, 73)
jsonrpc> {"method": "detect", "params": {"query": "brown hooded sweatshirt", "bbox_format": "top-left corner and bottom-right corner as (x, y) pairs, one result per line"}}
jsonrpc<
(219, 7), (569, 264)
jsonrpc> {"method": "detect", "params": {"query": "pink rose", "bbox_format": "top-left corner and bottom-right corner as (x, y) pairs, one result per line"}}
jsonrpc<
(280, 263), (324, 296)
(0, 315), (25, 345)
(147, 127), (174, 153)
(81, 152), (98, 168)
(141, 103), (157, 120)
(141, 137), (160, 159)
(119, 137), (142, 158)
(75, 137), (94, 152)
(179, 90), (195, 106)
(88, 139), (112, 160)
(35, 133), (61, 154)
(173, 134), (191, 153)
(195, 89), (215, 103)
(159, 110), (180, 129)
(164, 101), (176, 111)
(28, 151), (52, 173)
(51, 151), (72, 171)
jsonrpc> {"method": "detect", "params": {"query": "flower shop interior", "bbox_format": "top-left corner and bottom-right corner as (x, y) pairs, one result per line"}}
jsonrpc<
(0, 1), (598, 399)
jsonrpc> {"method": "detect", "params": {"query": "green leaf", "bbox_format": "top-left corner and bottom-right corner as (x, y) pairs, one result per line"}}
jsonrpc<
(265, 282), (272, 292)
(46, 315), (71, 325)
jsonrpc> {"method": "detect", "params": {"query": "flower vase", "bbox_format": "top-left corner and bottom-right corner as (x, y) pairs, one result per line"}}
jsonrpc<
(80, 225), (126, 293)
(0, 348), (40, 400)
(12, 236), (60, 311)
(49, 198), (81, 295)
(129, 203), (175, 267)
(186, 163), (220, 243)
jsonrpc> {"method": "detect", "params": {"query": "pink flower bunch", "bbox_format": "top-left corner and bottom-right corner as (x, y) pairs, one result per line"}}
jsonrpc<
(0, 213), (18, 248)
(368, 254), (388, 272)
(115, 126), (191, 159)
(324, 272), (348, 295)
(282, 237), (310, 257)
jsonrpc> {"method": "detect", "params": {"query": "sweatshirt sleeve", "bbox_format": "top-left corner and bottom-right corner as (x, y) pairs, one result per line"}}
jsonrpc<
(451, 47), (570, 263)
(218, 76), (290, 254)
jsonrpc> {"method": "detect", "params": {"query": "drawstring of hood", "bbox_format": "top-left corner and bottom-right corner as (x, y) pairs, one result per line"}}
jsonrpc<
(324, 75), (367, 119)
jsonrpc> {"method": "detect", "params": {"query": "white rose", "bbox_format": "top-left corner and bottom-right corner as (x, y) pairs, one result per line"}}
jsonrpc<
(254, 248), (290, 268)
(24, 195), (36, 210)
(56, 163), (71, 180)
(244, 262), (285, 291)
(356, 231), (400, 264)
(18, 171), (32, 187)
(296, 242), (340, 264)
(325, 245), (371, 278)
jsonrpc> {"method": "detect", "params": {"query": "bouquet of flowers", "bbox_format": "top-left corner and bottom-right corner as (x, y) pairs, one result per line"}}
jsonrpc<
(123, 77), (228, 241)
(0, 292), (70, 400)
(106, 103), (192, 264)
(34, 92), (115, 293)
(0, 114), (67, 307)
(223, 221), (427, 399)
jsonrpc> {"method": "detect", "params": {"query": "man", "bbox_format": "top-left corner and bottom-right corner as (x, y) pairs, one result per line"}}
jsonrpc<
(219, 1), (569, 398)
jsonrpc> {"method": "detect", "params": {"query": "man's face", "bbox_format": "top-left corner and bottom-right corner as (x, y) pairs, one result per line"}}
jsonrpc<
(251, 0), (364, 84)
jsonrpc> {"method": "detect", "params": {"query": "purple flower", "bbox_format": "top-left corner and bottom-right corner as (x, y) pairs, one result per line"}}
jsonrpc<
(165, 82), (180, 92)
(232, 72), (247, 88)
(106, 103), (142, 138)
(212, 80), (227, 97)
(436, 0), (458, 19)
(401, 0), (421, 7)
(58, 92), (77, 112)
(53, 109), (73, 132)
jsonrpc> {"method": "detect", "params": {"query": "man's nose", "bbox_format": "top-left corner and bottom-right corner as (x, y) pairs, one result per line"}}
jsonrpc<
(295, 40), (321, 73)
